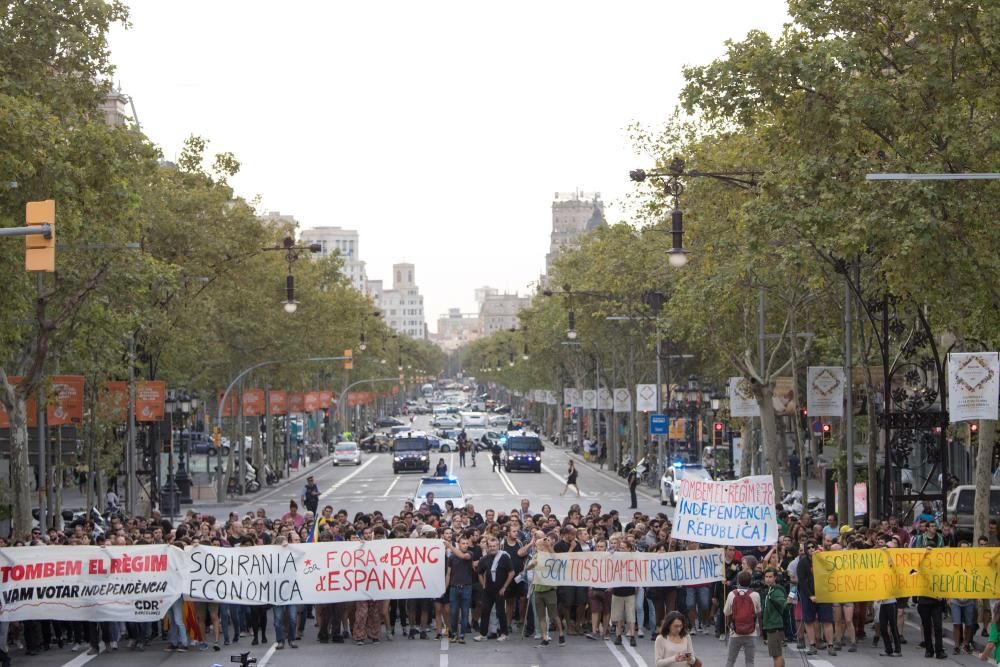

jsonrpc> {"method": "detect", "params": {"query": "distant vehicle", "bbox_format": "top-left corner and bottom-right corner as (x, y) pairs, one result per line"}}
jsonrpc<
(479, 430), (503, 451)
(946, 485), (1000, 539)
(412, 405), (431, 415)
(432, 414), (461, 428)
(413, 476), (468, 510)
(421, 383), (435, 398)
(184, 432), (225, 456)
(460, 412), (487, 428)
(389, 425), (412, 437)
(493, 404), (512, 414)
(427, 436), (456, 453)
(501, 432), (544, 473)
(661, 462), (713, 506)
(392, 433), (431, 474)
(487, 415), (509, 428)
(376, 417), (406, 428)
(333, 441), (362, 466)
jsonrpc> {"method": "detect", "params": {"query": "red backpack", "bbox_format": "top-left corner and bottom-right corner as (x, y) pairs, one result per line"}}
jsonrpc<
(730, 589), (756, 635)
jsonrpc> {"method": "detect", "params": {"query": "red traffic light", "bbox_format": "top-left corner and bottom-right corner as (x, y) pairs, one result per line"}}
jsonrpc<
(970, 423), (979, 433)
(821, 423), (831, 433)
(714, 422), (724, 432)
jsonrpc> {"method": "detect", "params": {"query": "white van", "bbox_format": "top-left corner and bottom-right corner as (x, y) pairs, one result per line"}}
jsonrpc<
(945, 484), (1000, 538)
(460, 412), (487, 428)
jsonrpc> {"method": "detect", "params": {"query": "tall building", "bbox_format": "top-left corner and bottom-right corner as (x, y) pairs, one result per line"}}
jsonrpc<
(544, 191), (605, 276)
(260, 211), (298, 230)
(99, 88), (130, 127)
(299, 225), (368, 293)
(378, 263), (427, 339)
(433, 308), (481, 351)
(480, 292), (531, 335)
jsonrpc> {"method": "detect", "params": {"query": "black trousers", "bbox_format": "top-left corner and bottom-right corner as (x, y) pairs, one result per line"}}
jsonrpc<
(480, 589), (508, 637)
(316, 603), (344, 641)
(250, 605), (269, 641)
(878, 602), (901, 653)
(917, 601), (943, 655)
(629, 486), (638, 508)
(389, 599), (409, 628)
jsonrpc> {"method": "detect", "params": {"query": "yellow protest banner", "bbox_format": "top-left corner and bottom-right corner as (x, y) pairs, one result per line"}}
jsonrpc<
(814, 547), (1000, 603)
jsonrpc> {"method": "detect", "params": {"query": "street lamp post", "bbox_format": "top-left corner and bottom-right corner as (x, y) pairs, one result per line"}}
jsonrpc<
(160, 392), (179, 520)
(174, 393), (196, 504)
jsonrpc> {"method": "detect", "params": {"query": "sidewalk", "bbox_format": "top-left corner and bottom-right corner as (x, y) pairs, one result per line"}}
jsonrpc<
(544, 439), (659, 500)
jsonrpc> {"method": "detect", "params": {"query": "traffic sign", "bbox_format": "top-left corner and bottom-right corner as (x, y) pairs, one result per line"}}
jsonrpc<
(649, 414), (668, 435)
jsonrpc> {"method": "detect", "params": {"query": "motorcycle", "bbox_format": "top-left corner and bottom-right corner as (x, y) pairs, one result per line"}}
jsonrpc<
(619, 454), (635, 478)
(263, 462), (279, 486)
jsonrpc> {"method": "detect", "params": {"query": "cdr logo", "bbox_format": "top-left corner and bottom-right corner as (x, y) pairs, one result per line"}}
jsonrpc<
(134, 600), (160, 612)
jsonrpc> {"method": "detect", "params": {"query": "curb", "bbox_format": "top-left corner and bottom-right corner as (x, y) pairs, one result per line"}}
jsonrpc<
(549, 444), (660, 501)
(226, 452), (334, 505)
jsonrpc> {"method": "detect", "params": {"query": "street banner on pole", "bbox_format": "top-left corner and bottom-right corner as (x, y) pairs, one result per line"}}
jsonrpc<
(318, 390), (334, 409)
(135, 380), (166, 422)
(807, 367), (846, 417)
(772, 376), (797, 415)
(948, 352), (1000, 422)
(581, 389), (597, 410)
(597, 387), (612, 410)
(613, 388), (631, 413)
(533, 548), (724, 588)
(185, 540), (445, 604)
(671, 474), (778, 546)
(728, 377), (760, 417)
(635, 384), (657, 412)
(545, 390), (557, 405)
(47, 375), (85, 425)
(304, 392), (320, 412)
(0, 545), (185, 622)
(287, 392), (305, 413)
(242, 388), (265, 417)
(814, 547), (1000, 602)
(268, 390), (287, 415)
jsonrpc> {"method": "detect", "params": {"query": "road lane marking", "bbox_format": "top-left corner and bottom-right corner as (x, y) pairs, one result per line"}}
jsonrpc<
(257, 641), (278, 666)
(497, 467), (518, 495)
(440, 633), (449, 667)
(383, 475), (402, 497)
(541, 462), (586, 497)
(623, 638), (649, 666)
(807, 661), (836, 667)
(319, 454), (380, 499)
(604, 639), (632, 667)
(60, 654), (98, 667)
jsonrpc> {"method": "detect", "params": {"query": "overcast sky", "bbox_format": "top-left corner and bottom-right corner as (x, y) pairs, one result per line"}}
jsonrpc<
(108, 1), (789, 333)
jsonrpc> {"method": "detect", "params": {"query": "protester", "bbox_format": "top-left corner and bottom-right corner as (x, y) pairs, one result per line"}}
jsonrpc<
(761, 568), (787, 667)
(723, 570), (760, 666)
(656, 611), (701, 666)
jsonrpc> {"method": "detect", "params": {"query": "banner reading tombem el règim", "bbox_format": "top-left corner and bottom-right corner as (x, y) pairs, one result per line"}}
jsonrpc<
(0, 545), (185, 622)
(670, 475), (778, 546)
(814, 547), (1000, 603)
(534, 548), (724, 588)
(185, 540), (445, 605)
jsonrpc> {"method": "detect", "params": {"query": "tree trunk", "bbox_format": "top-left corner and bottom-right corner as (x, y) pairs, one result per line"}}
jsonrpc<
(974, 419), (995, 543)
(752, 383), (783, 495)
(740, 421), (753, 477)
(837, 453), (849, 524)
(6, 397), (33, 539)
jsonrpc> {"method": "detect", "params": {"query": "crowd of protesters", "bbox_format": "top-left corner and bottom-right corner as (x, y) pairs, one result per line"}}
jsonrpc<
(1, 492), (1000, 666)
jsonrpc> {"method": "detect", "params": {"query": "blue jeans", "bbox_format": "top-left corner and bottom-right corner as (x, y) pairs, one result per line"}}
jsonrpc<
(271, 605), (298, 644)
(449, 585), (472, 637)
(166, 600), (188, 648)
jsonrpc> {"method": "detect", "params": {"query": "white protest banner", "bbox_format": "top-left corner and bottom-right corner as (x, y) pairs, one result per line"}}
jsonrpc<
(581, 389), (597, 410)
(635, 384), (657, 412)
(186, 539), (445, 605)
(534, 548), (724, 588)
(948, 352), (1000, 422)
(0, 545), (184, 622)
(807, 367), (846, 417)
(728, 377), (760, 417)
(613, 388), (631, 413)
(671, 475), (778, 546)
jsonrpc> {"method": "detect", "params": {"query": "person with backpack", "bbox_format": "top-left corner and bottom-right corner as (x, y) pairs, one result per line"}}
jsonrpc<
(723, 570), (761, 666)
(761, 568), (787, 667)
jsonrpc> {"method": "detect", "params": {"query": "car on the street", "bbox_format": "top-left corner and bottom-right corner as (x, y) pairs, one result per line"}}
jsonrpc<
(376, 416), (406, 428)
(488, 414), (509, 428)
(412, 404), (431, 415)
(392, 432), (431, 474)
(186, 432), (226, 456)
(332, 441), (362, 466)
(946, 484), (1000, 539)
(427, 436), (456, 453)
(460, 412), (487, 427)
(501, 431), (544, 473)
(478, 429), (503, 451)
(413, 476), (468, 510)
(431, 414), (461, 428)
(660, 462), (713, 506)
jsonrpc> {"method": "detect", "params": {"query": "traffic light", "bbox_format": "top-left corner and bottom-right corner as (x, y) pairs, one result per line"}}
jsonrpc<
(343, 348), (353, 370)
(714, 421), (724, 446)
(799, 407), (808, 432)
(970, 422), (979, 444)
(212, 426), (222, 448)
(25, 199), (55, 272)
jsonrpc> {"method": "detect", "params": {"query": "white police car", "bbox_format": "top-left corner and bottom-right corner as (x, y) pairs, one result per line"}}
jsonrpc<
(660, 462), (713, 506)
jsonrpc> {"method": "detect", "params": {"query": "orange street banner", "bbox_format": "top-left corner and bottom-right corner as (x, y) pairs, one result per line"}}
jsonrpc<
(242, 388), (265, 417)
(287, 393), (304, 413)
(217, 390), (239, 418)
(814, 547), (1000, 602)
(318, 390), (333, 408)
(303, 392), (320, 412)
(269, 390), (287, 415)
(135, 381), (166, 422)
(48, 375), (85, 426)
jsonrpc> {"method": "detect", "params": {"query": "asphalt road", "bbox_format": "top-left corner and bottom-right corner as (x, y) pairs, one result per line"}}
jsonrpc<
(13, 415), (991, 666)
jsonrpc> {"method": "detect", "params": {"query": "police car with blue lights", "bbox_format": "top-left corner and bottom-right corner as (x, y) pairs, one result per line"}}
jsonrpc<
(391, 431), (431, 474)
(660, 461), (713, 506)
(500, 430), (544, 473)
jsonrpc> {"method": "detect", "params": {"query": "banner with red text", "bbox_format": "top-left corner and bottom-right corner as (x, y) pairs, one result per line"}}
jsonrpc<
(184, 539), (444, 605)
(0, 545), (185, 622)
(533, 548), (724, 588)
(671, 474), (778, 546)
